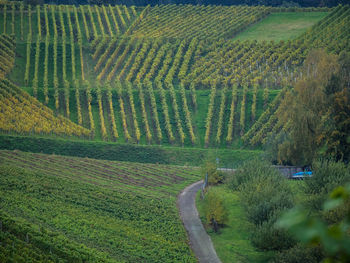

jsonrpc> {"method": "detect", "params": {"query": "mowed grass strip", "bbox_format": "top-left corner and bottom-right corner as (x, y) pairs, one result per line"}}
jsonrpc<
(235, 12), (328, 41)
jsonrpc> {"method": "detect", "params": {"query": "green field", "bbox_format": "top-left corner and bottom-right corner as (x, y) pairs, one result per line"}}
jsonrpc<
(235, 12), (329, 41)
(0, 150), (200, 262)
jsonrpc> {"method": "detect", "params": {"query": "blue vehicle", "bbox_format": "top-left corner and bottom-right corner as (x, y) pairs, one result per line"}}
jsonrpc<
(291, 171), (312, 179)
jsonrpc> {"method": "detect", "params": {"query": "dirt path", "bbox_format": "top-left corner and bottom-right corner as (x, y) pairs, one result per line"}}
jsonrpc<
(178, 180), (222, 263)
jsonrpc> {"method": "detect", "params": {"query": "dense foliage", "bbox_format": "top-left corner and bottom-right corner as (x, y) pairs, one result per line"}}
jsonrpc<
(26, 0), (347, 8)
(222, 159), (350, 262)
(226, 160), (295, 251)
(257, 50), (350, 165)
(243, 7), (350, 154)
(274, 160), (350, 262)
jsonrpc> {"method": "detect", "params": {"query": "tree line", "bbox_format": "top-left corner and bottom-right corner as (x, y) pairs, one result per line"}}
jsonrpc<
(22, 0), (348, 8)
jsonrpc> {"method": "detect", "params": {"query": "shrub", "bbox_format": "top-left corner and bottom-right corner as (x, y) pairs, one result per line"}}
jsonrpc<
(305, 160), (350, 195)
(202, 188), (228, 232)
(225, 159), (277, 191)
(240, 173), (294, 225)
(227, 160), (294, 225)
(225, 160), (295, 252)
(276, 184), (350, 262)
(201, 160), (223, 186)
(251, 211), (295, 251)
(304, 159), (350, 210)
(272, 244), (324, 263)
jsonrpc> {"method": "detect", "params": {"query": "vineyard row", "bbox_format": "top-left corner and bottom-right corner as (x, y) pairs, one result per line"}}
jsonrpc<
(14, 76), (275, 147)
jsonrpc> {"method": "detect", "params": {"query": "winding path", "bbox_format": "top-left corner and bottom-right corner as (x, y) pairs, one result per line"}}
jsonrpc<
(178, 180), (222, 263)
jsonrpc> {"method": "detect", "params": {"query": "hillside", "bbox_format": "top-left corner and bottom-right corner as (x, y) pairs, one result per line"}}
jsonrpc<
(0, 2), (349, 263)
(0, 78), (90, 137)
(0, 150), (200, 262)
(0, 3), (349, 149)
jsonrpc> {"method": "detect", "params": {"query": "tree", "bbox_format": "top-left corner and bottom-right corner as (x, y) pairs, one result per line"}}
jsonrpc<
(322, 51), (350, 162)
(277, 184), (350, 263)
(202, 188), (228, 232)
(201, 159), (222, 186)
(275, 50), (347, 166)
(323, 88), (350, 162)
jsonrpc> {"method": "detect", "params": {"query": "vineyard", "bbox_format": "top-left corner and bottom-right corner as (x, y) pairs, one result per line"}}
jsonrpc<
(0, 78), (90, 137)
(242, 5), (350, 146)
(0, 3), (349, 263)
(0, 150), (200, 262)
(0, 3), (349, 147)
(130, 5), (271, 39)
(0, 34), (14, 78)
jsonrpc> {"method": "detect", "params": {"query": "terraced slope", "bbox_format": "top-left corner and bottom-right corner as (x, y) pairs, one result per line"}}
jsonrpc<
(0, 150), (200, 262)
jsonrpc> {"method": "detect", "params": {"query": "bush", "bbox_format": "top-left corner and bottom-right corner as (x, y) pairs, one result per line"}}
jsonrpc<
(276, 184), (350, 262)
(304, 160), (350, 210)
(234, 161), (294, 225)
(251, 211), (295, 251)
(202, 188), (228, 232)
(225, 160), (295, 252)
(305, 160), (350, 195)
(322, 197), (350, 224)
(272, 244), (324, 263)
(201, 160), (223, 186)
(226, 159), (277, 190)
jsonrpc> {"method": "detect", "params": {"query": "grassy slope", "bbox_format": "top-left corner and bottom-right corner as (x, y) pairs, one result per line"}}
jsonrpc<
(0, 134), (262, 167)
(235, 12), (328, 41)
(0, 150), (200, 262)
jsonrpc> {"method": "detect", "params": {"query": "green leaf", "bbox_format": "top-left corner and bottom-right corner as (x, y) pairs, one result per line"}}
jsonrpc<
(324, 198), (343, 211)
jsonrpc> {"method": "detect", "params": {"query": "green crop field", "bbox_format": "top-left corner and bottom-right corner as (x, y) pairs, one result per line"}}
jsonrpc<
(235, 12), (329, 41)
(0, 150), (200, 262)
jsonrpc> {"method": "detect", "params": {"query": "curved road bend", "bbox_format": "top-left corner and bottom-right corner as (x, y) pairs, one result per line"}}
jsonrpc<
(178, 180), (222, 263)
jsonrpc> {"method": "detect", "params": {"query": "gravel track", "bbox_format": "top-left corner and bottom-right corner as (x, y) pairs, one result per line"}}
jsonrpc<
(178, 180), (222, 263)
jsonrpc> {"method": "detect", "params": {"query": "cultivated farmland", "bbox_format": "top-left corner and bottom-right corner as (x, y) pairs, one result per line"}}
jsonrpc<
(0, 2), (349, 262)
(1, 3), (348, 148)
(0, 150), (200, 262)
